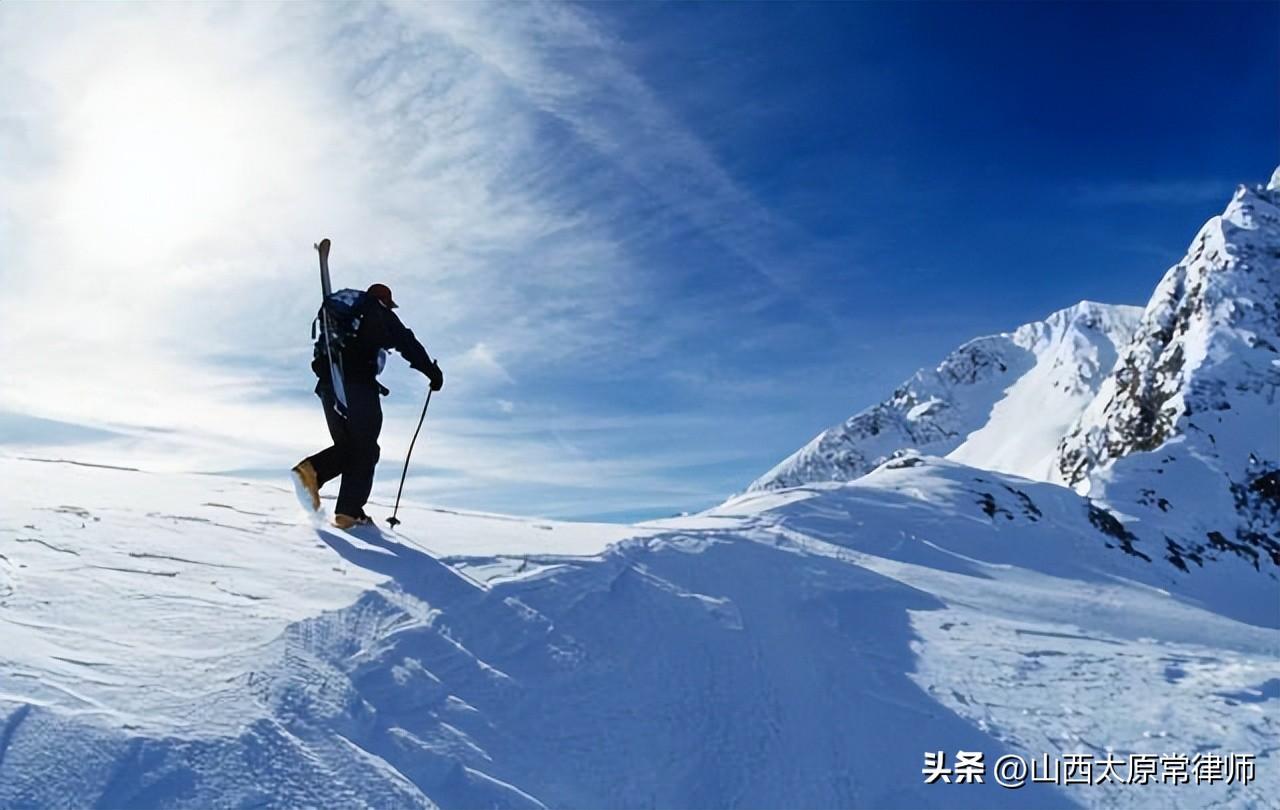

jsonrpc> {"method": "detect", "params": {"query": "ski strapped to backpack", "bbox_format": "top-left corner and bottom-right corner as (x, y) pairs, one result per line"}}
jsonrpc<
(314, 239), (351, 417)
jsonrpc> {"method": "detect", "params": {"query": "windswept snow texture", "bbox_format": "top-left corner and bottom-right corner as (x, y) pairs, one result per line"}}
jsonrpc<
(749, 301), (1141, 492)
(2, 454), (1278, 809)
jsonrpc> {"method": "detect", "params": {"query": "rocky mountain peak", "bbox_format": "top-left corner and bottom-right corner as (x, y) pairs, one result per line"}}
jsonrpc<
(1056, 172), (1280, 486)
(1054, 169), (1280, 573)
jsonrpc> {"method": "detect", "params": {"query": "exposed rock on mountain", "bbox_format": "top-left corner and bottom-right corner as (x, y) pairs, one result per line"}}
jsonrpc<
(1056, 172), (1280, 574)
(749, 301), (1140, 491)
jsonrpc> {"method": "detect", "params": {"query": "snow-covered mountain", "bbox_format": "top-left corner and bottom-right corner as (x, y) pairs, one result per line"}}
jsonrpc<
(748, 301), (1141, 491)
(751, 169), (1279, 584)
(1055, 171), (1280, 574)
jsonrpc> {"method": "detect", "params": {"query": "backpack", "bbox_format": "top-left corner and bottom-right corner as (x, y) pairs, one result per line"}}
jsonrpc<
(312, 288), (365, 366)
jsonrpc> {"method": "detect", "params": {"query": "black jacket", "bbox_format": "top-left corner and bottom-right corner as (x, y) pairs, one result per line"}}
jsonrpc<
(315, 295), (434, 388)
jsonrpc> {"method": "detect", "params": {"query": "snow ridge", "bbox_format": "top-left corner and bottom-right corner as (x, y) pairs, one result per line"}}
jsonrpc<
(748, 301), (1140, 491)
(3, 455), (1277, 809)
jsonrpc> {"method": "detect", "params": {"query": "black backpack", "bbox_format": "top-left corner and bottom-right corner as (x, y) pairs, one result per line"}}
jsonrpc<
(312, 288), (365, 370)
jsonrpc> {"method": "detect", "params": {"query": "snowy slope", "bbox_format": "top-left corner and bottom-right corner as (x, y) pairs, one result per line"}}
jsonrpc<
(4, 172), (1278, 809)
(1055, 171), (1280, 575)
(0, 457), (651, 808)
(2, 453), (1277, 809)
(748, 301), (1140, 491)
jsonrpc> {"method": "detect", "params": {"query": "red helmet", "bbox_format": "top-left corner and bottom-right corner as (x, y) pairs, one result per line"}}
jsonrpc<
(366, 283), (398, 309)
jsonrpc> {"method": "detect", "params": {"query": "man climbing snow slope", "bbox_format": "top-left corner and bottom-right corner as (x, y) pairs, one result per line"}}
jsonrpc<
(292, 283), (444, 528)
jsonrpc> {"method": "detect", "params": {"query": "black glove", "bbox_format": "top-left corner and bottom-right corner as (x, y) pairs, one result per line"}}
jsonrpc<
(427, 360), (444, 392)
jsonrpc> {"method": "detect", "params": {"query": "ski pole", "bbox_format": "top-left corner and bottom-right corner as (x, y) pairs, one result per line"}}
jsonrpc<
(387, 388), (432, 527)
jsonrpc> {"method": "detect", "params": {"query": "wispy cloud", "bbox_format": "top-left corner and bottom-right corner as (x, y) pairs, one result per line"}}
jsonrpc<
(0, 1), (820, 519)
(396, 1), (842, 320)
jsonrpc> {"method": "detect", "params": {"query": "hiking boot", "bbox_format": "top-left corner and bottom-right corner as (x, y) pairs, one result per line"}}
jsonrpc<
(291, 460), (321, 512)
(333, 512), (373, 530)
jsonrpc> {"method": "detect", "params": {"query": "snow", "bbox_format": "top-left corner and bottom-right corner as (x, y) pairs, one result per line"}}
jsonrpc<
(3, 449), (1277, 808)
(948, 301), (1137, 480)
(3, 168), (1278, 808)
(0, 458), (641, 739)
(749, 300), (1140, 491)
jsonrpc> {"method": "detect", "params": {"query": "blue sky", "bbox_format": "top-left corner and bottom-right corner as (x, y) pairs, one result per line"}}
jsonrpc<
(0, 2), (1275, 521)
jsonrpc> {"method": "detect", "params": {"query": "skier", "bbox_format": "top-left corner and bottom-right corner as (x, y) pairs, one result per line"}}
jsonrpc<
(292, 283), (443, 529)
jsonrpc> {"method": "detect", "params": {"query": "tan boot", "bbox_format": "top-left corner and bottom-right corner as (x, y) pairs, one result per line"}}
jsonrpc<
(332, 513), (359, 529)
(291, 460), (321, 512)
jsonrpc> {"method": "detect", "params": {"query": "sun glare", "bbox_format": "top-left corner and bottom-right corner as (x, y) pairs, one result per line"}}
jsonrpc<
(61, 71), (249, 266)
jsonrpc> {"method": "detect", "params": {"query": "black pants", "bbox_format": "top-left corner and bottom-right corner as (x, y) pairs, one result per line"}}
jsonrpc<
(307, 380), (382, 517)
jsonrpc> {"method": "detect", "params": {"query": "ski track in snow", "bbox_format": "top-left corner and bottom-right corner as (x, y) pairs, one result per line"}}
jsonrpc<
(0, 453), (1276, 809)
